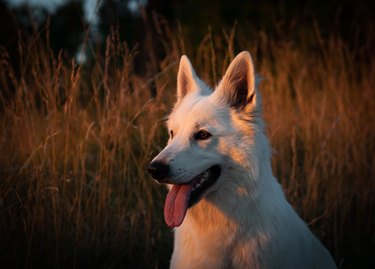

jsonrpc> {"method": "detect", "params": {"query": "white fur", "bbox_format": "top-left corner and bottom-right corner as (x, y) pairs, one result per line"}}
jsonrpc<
(152, 52), (336, 269)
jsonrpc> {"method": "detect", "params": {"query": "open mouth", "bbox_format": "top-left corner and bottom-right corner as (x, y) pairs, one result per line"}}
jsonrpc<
(164, 165), (221, 228)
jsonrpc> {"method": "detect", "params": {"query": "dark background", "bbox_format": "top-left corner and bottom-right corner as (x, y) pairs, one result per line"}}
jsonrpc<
(1, 0), (374, 75)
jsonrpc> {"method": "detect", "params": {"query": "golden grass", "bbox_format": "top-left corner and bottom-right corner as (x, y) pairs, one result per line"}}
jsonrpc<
(0, 25), (374, 268)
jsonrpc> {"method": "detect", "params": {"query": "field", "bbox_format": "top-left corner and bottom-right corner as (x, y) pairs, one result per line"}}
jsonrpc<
(0, 23), (374, 268)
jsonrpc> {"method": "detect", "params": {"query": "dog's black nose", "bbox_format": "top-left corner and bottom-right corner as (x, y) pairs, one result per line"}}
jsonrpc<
(147, 161), (170, 181)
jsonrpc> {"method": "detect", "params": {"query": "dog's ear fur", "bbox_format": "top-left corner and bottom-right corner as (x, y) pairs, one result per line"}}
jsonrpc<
(216, 51), (257, 110)
(177, 55), (198, 101)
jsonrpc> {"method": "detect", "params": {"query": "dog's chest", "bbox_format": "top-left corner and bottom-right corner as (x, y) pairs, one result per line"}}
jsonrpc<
(172, 219), (267, 269)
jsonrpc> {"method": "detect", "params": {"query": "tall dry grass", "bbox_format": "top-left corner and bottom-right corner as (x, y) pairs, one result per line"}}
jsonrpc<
(0, 24), (374, 268)
(0, 30), (175, 268)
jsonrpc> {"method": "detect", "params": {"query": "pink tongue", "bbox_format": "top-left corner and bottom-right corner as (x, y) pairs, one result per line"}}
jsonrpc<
(164, 184), (193, 228)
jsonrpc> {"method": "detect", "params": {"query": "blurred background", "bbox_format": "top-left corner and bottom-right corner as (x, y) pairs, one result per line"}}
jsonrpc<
(1, 0), (374, 74)
(0, 0), (374, 268)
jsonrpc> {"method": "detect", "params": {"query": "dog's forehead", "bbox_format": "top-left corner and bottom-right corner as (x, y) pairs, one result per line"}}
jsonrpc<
(168, 93), (225, 129)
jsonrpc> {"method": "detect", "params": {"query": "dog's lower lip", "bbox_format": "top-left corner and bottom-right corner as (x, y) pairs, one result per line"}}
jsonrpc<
(187, 165), (221, 208)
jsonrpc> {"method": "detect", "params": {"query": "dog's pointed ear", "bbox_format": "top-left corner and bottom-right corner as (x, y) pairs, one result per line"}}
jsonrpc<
(217, 51), (257, 110)
(177, 55), (198, 101)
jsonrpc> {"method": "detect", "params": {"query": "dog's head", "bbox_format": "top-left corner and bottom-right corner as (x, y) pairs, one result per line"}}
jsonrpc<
(148, 52), (266, 228)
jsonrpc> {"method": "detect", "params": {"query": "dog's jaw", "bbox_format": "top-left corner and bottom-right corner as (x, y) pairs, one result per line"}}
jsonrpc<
(164, 165), (221, 228)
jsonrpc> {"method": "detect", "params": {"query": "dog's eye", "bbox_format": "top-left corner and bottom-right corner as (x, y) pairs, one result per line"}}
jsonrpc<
(169, 130), (174, 139)
(194, 130), (212, 140)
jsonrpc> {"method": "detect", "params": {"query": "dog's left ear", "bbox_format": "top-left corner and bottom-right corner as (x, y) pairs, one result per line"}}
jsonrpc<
(177, 55), (199, 102)
(216, 51), (257, 110)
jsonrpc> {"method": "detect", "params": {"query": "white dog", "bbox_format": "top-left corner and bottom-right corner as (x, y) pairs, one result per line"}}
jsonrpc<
(148, 52), (337, 269)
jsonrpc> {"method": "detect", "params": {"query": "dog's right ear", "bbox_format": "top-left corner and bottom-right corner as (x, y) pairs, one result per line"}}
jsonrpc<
(177, 55), (198, 102)
(215, 51), (257, 111)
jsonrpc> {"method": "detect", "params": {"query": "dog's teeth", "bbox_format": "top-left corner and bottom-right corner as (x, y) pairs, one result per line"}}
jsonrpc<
(201, 171), (208, 181)
(191, 169), (211, 191)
